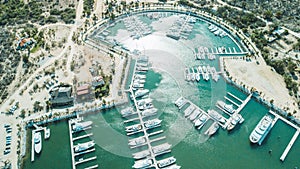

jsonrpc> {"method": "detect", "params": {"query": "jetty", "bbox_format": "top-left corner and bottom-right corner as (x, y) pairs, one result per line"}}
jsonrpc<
(266, 110), (300, 162)
(73, 133), (93, 141)
(75, 156), (97, 165)
(68, 120), (76, 169)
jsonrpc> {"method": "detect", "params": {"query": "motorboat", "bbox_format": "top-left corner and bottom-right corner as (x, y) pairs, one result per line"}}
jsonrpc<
(34, 132), (42, 154)
(157, 157), (176, 168)
(207, 109), (226, 124)
(249, 115), (273, 145)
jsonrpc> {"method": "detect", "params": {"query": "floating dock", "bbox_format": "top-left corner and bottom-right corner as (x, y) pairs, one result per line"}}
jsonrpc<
(85, 164), (99, 169)
(280, 130), (299, 161)
(73, 133), (93, 141)
(75, 156), (97, 165)
(68, 120), (76, 169)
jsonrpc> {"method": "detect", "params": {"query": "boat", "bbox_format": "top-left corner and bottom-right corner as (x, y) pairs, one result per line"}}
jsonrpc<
(141, 108), (158, 117)
(135, 74), (146, 79)
(45, 128), (50, 139)
(135, 89), (150, 98)
(161, 164), (181, 169)
(206, 66), (211, 74)
(197, 66), (203, 74)
(121, 107), (136, 117)
(138, 102), (153, 110)
(132, 150), (150, 159)
(126, 124), (142, 133)
(194, 114), (208, 128)
(202, 66), (207, 73)
(203, 73), (210, 81)
(196, 73), (200, 81)
(227, 114), (244, 131)
(184, 105), (195, 117)
(174, 97), (184, 107)
(249, 115), (273, 145)
(132, 82), (144, 89)
(132, 158), (153, 169)
(144, 119), (162, 129)
(34, 132), (42, 154)
(189, 109), (201, 121)
(74, 141), (95, 153)
(72, 121), (93, 132)
(157, 157), (176, 168)
(217, 100), (235, 114)
(133, 79), (146, 84)
(137, 98), (152, 106)
(128, 136), (146, 146)
(152, 143), (172, 155)
(204, 122), (219, 136)
(207, 109), (226, 124)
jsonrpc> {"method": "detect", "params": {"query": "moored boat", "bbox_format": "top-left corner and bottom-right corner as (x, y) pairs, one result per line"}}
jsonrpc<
(204, 122), (219, 136)
(207, 109), (226, 124)
(74, 141), (95, 153)
(144, 119), (162, 129)
(126, 124), (142, 133)
(132, 158), (153, 169)
(249, 115), (273, 145)
(128, 136), (146, 146)
(157, 156), (176, 168)
(45, 128), (50, 139)
(72, 121), (93, 133)
(34, 132), (42, 154)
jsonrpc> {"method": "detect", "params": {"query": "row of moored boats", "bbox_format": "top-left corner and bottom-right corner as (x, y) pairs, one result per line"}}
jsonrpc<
(185, 65), (220, 82)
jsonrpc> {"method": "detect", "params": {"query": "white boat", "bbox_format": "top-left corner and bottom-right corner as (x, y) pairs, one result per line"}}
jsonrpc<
(249, 115), (273, 145)
(203, 73), (210, 81)
(132, 159), (153, 169)
(205, 122), (219, 136)
(144, 119), (162, 129)
(138, 102), (153, 110)
(132, 150), (150, 159)
(196, 73), (200, 81)
(141, 108), (158, 117)
(202, 66), (207, 73)
(157, 157), (176, 168)
(135, 89), (149, 98)
(207, 109), (226, 124)
(197, 66), (203, 74)
(227, 114), (244, 131)
(132, 82), (144, 89)
(206, 66), (211, 74)
(137, 98), (152, 106)
(45, 128), (50, 139)
(128, 137), (146, 146)
(72, 121), (93, 132)
(135, 74), (146, 79)
(152, 143), (172, 155)
(184, 105), (195, 117)
(194, 114), (208, 128)
(121, 107), (136, 117)
(126, 124), (142, 133)
(74, 141), (95, 153)
(217, 100), (235, 114)
(134, 79), (146, 84)
(189, 109), (201, 121)
(34, 132), (42, 154)
(175, 97), (184, 106)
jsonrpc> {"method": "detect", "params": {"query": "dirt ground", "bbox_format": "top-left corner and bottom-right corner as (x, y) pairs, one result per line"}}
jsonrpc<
(224, 57), (299, 118)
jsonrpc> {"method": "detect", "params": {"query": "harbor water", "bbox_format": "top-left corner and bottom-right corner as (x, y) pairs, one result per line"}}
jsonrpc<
(23, 11), (299, 169)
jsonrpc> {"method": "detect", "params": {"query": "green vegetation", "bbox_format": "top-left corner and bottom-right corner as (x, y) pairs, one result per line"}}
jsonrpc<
(83, 0), (94, 17)
(50, 8), (76, 24)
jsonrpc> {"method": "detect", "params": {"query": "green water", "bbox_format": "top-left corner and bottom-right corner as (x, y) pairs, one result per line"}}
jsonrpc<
(23, 11), (300, 169)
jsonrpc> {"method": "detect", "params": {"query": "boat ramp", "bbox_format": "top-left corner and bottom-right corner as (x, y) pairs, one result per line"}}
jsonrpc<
(121, 58), (180, 168)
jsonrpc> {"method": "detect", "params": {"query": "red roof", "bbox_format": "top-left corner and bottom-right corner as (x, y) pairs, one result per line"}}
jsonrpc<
(77, 84), (89, 92)
(77, 89), (89, 96)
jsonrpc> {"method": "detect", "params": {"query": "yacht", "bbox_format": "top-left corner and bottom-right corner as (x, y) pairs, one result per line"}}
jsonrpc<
(194, 114), (208, 128)
(128, 136), (146, 146)
(205, 122), (219, 136)
(227, 114), (244, 131)
(217, 100), (235, 114)
(157, 157), (176, 168)
(126, 124), (142, 133)
(132, 150), (150, 159)
(175, 97), (184, 107)
(189, 109), (201, 121)
(144, 119), (162, 129)
(152, 143), (172, 155)
(74, 141), (95, 153)
(202, 66), (207, 73)
(72, 121), (93, 133)
(196, 73), (200, 82)
(132, 159), (153, 169)
(249, 115), (273, 145)
(45, 128), (50, 139)
(121, 107), (136, 117)
(184, 105), (195, 117)
(34, 132), (42, 154)
(197, 66), (203, 74)
(203, 72), (210, 81)
(135, 89), (149, 98)
(132, 82), (144, 89)
(207, 109), (226, 124)
(135, 74), (146, 79)
(137, 98), (152, 106)
(141, 108), (158, 117)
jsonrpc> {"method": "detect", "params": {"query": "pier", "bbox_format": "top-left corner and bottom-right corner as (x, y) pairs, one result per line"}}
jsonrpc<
(74, 148), (95, 156)
(227, 92), (243, 103)
(280, 130), (299, 161)
(31, 130), (35, 162)
(68, 120), (76, 169)
(234, 93), (252, 114)
(73, 133), (93, 141)
(224, 96), (240, 107)
(85, 164), (99, 169)
(123, 117), (140, 123)
(75, 156), (97, 165)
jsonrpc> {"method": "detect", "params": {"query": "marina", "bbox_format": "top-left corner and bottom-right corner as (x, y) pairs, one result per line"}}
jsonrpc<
(23, 10), (300, 169)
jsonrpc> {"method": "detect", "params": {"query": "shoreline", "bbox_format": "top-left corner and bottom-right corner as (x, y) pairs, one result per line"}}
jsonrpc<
(220, 57), (300, 125)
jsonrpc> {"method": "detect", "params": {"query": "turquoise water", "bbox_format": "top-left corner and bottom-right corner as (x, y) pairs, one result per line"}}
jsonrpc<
(23, 11), (300, 169)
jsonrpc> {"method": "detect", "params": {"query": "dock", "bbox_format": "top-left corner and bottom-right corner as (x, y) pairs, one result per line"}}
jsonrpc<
(234, 93), (252, 114)
(124, 117), (140, 123)
(74, 148), (95, 156)
(31, 130), (35, 162)
(85, 165), (99, 169)
(73, 133), (93, 141)
(280, 130), (300, 161)
(227, 92), (243, 103)
(75, 156), (97, 165)
(68, 120), (76, 169)
(224, 96), (240, 107)
(148, 130), (164, 137)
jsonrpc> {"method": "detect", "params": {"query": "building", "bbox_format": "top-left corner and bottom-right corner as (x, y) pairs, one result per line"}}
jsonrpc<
(76, 84), (93, 102)
(16, 37), (35, 50)
(92, 76), (105, 88)
(49, 84), (74, 107)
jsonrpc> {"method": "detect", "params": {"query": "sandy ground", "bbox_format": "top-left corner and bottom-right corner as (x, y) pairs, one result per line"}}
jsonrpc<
(224, 57), (299, 118)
